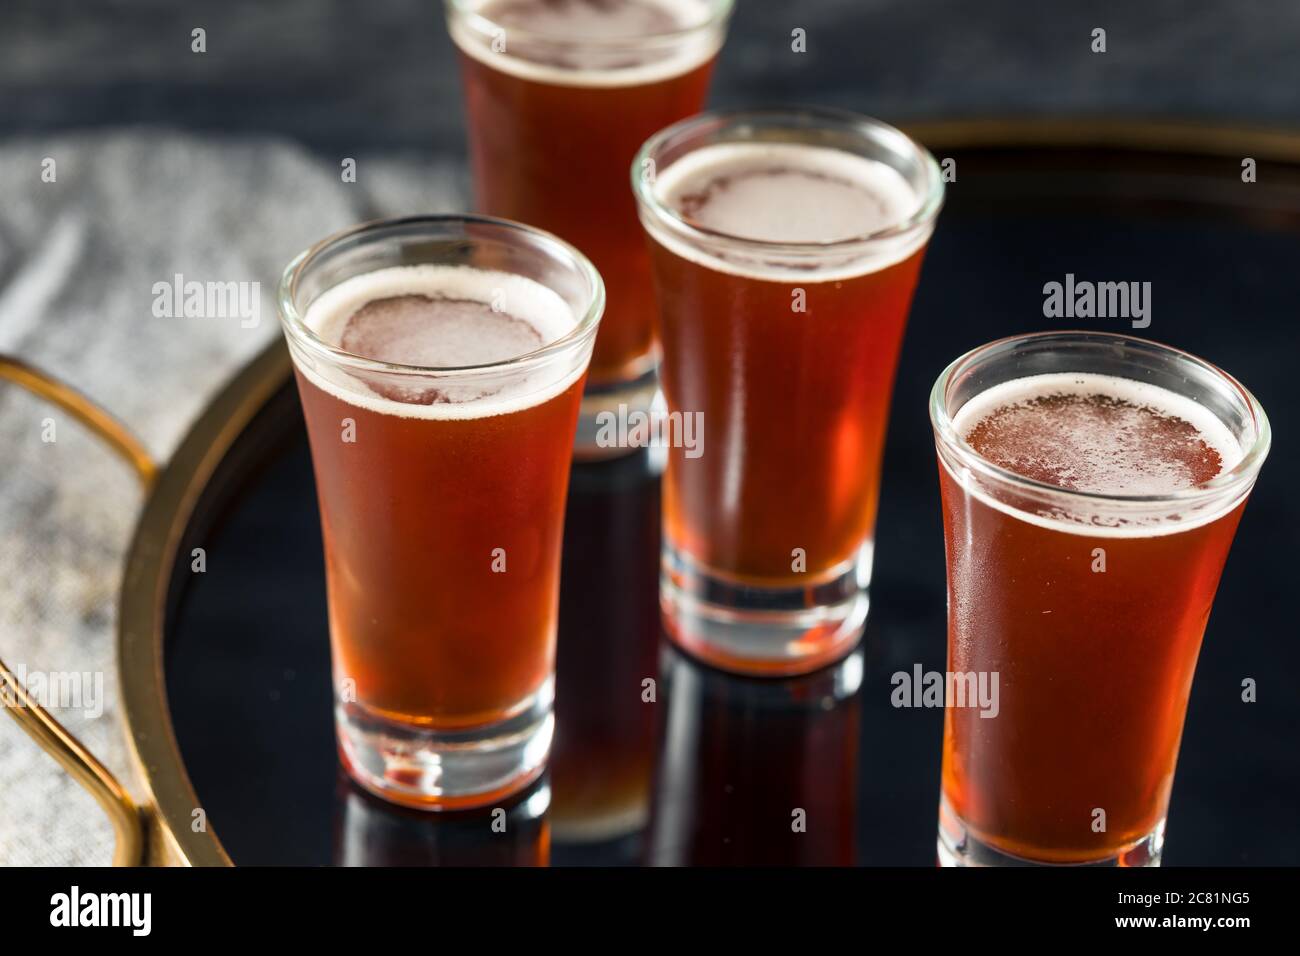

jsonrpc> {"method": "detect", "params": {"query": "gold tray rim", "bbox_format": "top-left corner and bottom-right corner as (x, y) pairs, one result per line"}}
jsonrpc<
(119, 342), (290, 865)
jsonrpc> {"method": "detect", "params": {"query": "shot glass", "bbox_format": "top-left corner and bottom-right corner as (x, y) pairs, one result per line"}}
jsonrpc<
(634, 108), (944, 675)
(929, 331), (1270, 865)
(448, 0), (733, 457)
(278, 216), (603, 809)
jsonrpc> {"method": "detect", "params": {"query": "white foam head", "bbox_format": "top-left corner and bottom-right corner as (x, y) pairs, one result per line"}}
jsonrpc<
(297, 264), (582, 420)
(645, 141), (929, 282)
(946, 372), (1248, 537)
(449, 0), (724, 88)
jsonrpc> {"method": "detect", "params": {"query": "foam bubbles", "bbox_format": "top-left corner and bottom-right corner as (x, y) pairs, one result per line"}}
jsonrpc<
(661, 142), (919, 244)
(954, 373), (1242, 495)
(487, 0), (682, 39)
(339, 294), (544, 369)
(450, 0), (721, 87)
(946, 372), (1248, 537)
(646, 141), (928, 281)
(297, 264), (582, 420)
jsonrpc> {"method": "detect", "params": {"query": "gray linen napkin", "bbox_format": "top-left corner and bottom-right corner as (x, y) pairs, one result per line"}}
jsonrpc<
(0, 130), (462, 864)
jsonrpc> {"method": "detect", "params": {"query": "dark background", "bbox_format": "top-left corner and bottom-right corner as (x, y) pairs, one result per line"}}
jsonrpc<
(5, 0), (1299, 155)
(7, 1), (1297, 866)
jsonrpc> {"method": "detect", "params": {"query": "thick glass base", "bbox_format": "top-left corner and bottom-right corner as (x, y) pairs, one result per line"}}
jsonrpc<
(660, 543), (870, 677)
(336, 680), (554, 812)
(573, 366), (659, 461)
(937, 796), (1165, 867)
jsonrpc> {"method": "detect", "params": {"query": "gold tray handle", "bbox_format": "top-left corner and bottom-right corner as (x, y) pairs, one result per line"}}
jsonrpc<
(0, 355), (155, 866)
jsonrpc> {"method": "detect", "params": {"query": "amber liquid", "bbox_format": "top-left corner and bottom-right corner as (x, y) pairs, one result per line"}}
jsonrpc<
(550, 452), (662, 844)
(648, 242), (927, 586)
(296, 370), (584, 729)
(938, 464), (1246, 862)
(457, 53), (716, 384)
(647, 649), (861, 865)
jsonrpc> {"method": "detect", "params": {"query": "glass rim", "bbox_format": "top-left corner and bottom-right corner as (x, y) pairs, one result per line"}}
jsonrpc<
(631, 106), (946, 257)
(928, 329), (1272, 508)
(277, 214), (605, 377)
(445, 0), (735, 47)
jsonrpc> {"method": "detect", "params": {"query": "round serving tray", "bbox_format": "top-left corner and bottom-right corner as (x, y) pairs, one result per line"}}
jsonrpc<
(115, 120), (1300, 866)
